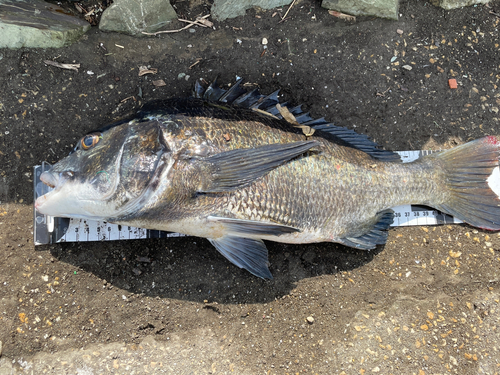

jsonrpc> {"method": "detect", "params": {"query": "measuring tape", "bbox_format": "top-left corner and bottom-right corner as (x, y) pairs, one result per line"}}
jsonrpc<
(33, 150), (460, 245)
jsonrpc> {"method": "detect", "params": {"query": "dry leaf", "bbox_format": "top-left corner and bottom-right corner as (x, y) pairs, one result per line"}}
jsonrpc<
(328, 10), (356, 22)
(138, 66), (158, 76)
(276, 104), (315, 137)
(152, 80), (166, 87)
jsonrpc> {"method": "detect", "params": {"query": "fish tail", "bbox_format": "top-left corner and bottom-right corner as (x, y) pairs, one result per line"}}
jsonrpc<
(431, 135), (500, 230)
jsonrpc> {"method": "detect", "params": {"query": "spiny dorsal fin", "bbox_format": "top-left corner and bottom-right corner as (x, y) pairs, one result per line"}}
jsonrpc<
(194, 78), (400, 162)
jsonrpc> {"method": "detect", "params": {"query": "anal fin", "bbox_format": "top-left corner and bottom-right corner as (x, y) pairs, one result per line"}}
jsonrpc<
(340, 209), (394, 250)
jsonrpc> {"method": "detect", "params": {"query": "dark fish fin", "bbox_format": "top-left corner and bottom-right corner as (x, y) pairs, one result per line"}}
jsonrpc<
(193, 79), (205, 98)
(312, 124), (401, 162)
(250, 90), (281, 110)
(203, 78), (227, 101)
(429, 136), (500, 230)
(340, 209), (394, 250)
(196, 78), (281, 110)
(219, 79), (246, 103)
(199, 141), (319, 193)
(208, 236), (273, 279)
(207, 216), (300, 235)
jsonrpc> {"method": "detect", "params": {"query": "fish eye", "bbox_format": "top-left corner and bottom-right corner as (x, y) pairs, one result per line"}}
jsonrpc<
(80, 133), (101, 150)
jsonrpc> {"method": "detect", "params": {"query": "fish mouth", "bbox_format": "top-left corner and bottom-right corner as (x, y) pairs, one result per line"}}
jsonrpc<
(35, 171), (58, 211)
(35, 170), (72, 214)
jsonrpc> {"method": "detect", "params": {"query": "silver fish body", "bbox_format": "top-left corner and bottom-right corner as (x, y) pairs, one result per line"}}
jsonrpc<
(35, 81), (500, 278)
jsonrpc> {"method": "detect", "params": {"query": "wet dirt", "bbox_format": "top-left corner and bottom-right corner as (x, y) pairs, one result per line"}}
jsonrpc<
(1, 0), (500, 373)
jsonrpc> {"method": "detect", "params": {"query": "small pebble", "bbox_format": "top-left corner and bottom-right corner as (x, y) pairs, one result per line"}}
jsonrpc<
(306, 316), (314, 324)
(262, 37), (268, 45)
(132, 268), (142, 276)
(396, 29), (403, 35)
(402, 65), (412, 71)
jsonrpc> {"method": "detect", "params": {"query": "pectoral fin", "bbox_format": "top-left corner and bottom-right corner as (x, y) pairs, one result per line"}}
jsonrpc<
(207, 216), (300, 236)
(199, 141), (319, 193)
(209, 236), (273, 279)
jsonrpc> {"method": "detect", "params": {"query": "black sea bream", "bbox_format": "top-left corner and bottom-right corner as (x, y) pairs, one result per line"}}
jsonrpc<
(35, 79), (500, 278)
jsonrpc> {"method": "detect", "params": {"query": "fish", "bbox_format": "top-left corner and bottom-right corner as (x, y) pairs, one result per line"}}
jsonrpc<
(35, 78), (500, 279)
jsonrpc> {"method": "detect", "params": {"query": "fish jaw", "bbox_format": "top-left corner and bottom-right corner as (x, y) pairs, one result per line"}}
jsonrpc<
(35, 170), (110, 220)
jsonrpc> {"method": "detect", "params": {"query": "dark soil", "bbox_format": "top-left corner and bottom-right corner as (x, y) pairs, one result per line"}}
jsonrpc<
(1, 0), (500, 373)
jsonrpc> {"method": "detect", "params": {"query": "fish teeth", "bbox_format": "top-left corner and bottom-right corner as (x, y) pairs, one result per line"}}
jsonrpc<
(40, 171), (58, 189)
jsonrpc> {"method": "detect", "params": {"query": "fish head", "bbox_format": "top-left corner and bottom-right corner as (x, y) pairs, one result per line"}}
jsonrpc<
(35, 119), (168, 220)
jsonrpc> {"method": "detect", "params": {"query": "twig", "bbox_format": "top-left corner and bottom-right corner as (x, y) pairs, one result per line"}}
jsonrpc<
(142, 23), (192, 35)
(120, 96), (136, 103)
(278, 16), (291, 25)
(142, 15), (211, 36)
(489, 10), (500, 18)
(376, 87), (391, 97)
(44, 60), (80, 72)
(281, 0), (297, 20)
(179, 15), (212, 28)
(189, 58), (202, 69)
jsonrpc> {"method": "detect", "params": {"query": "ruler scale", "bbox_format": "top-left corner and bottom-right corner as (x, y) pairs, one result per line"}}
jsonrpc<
(33, 150), (461, 245)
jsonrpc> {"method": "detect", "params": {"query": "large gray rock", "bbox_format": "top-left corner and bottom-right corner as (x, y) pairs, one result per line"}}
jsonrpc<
(99, 0), (177, 37)
(321, 0), (399, 20)
(430, 0), (489, 9)
(0, 0), (90, 49)
(212, 0), (292, 21)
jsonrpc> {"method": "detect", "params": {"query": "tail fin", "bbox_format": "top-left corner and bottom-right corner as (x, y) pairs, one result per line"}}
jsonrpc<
(432, 135), (500, 230)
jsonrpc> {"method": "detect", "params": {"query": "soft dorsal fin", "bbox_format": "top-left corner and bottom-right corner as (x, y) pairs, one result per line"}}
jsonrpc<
(311, 124), (401, 162)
